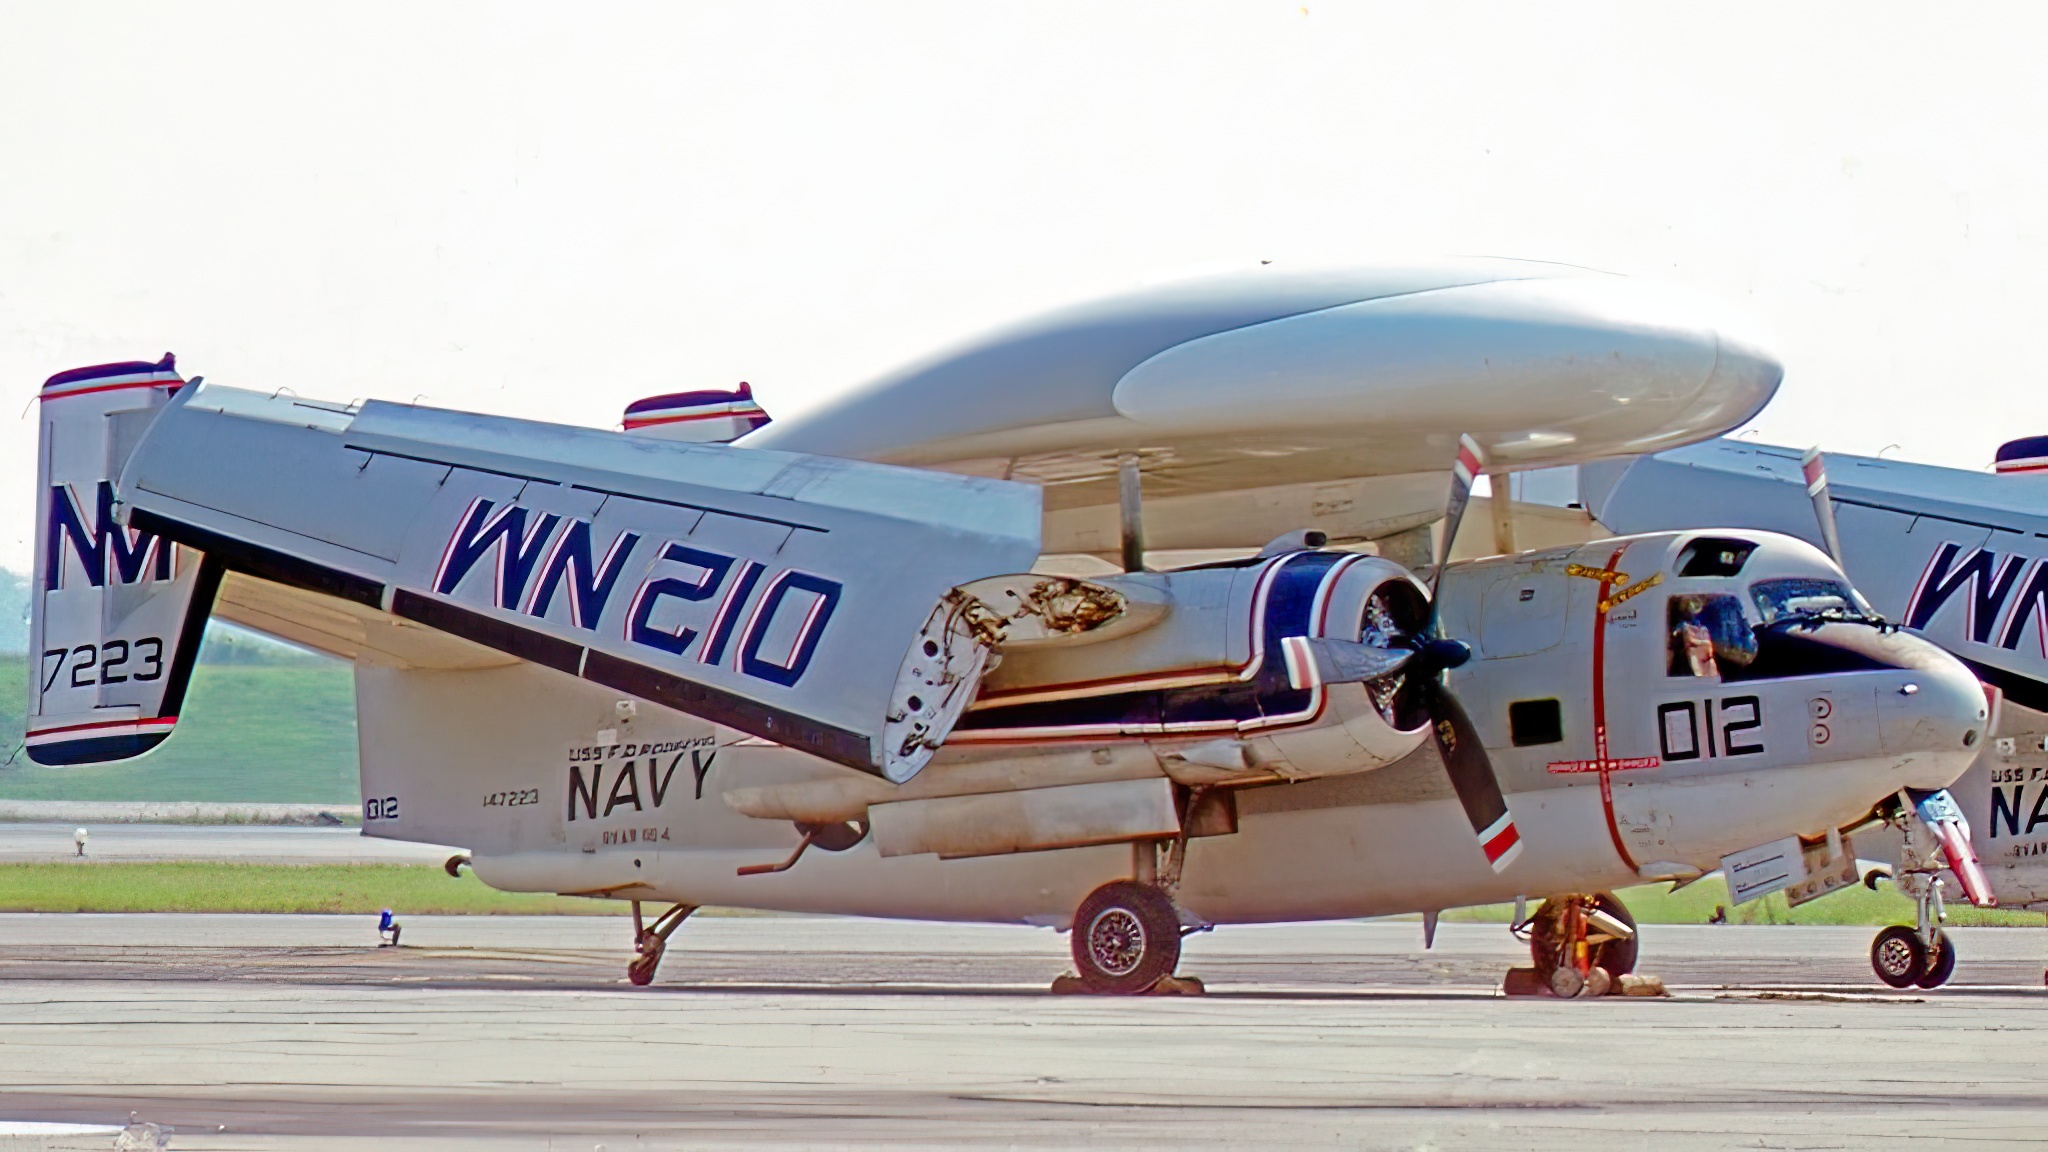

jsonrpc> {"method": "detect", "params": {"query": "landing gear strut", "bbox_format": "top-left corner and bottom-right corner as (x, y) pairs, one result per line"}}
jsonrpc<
(1523, 891), (1637, 998)
(627, 901), (696, 987)
(1871, 873), (1955, 989)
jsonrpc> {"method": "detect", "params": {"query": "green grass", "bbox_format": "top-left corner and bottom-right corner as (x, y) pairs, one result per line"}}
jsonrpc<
(1443, 878), (2044, 928)
(0, 656), (360, 803)
(0, 860), (2034, 924)
(0, 862), (629, 915)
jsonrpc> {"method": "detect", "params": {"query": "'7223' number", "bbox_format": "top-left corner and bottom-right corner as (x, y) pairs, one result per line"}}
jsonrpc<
(40, 639), (165, 692)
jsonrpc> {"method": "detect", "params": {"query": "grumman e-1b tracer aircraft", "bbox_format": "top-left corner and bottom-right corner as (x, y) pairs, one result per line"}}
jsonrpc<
(1591, 435), (2048, 987)
(27, 260), (1992, 995)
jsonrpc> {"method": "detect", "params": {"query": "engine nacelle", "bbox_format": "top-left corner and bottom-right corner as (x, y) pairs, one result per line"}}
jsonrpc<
(949, 550), (1434, 782)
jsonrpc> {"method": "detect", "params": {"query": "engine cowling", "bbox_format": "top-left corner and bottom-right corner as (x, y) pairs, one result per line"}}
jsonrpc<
(949, 550), (1435, 781)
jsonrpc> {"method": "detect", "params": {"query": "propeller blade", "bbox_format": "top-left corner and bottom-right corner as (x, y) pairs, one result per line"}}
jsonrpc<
(1800, 446), (1847, 566)
(1430, 434), (1486, 603)
(1279, 635), (1414, 690)
(1418, 677), (1522, 873)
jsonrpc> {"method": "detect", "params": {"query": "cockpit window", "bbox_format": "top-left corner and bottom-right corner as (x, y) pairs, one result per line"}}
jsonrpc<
(1676, 537), (1757, 578)
(1667, 593), (1757, 677)
(1719, 578), (1898, 682)
(1750, 578), (1874, 627)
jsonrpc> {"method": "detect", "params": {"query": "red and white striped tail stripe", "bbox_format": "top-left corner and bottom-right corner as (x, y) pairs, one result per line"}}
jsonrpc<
(623, 397), (768, 431)
(40, 362), (184, 403)
(25, 715), (179, 748)
(1996, 456), (2048, 475)
(1479, 813), (1523, 873)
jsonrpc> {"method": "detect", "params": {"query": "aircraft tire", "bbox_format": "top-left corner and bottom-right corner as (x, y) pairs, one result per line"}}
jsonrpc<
(1071, 880), (1182, 994)
(1589, 892), (1638, 978)
(1871, 925), (1926, 988)
(1916, 933), (1957, 989)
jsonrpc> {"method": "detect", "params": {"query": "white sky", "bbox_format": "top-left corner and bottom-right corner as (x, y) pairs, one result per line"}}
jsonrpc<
(4, 2), (2045, 571)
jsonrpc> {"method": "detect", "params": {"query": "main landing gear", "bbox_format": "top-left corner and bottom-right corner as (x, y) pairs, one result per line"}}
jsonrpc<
(1513, 891), (1639, 998)
(1870, 874), (1956, 990)
(1070, 880), (1185, 994)
(1064, 834), (1206, 995)
(627, 901), (697, 986)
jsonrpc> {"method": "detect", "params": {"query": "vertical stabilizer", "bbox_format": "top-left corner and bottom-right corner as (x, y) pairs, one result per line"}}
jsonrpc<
(621, 383), (770, 444)
(27, 354), (220, 765)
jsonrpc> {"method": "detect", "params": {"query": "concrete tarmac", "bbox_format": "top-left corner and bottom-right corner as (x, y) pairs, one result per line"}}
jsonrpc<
(2, 915), (2047, 1150)
(0, 823), (454, 865)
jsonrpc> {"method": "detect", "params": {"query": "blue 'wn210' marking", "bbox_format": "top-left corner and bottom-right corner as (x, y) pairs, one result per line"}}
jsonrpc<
(434, 499), (841, 689)
(1908, 542), (2048, 654)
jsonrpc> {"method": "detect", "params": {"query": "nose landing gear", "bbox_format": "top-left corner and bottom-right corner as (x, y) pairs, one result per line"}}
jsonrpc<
(1871, 875), (1955, 989)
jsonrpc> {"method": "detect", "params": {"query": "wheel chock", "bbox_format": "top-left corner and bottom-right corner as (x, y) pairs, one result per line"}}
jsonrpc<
(1047, 972), (1207, 995)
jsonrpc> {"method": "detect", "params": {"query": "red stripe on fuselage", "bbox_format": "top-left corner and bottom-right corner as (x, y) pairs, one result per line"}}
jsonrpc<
(1589, 544), (1640, 871)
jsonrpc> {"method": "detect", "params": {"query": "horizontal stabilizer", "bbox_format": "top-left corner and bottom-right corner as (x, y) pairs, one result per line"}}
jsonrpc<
(117, 383), (1041, 777)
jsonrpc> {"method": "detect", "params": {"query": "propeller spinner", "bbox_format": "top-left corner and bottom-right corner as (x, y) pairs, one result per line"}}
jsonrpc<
(1282, 435), (1523, 873)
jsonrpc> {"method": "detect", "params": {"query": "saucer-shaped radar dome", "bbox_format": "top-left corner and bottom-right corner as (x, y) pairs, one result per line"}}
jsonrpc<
(1995, 436), (2048, 475)
(741, 260), (1783, 485)
(623, 382), (770, 444)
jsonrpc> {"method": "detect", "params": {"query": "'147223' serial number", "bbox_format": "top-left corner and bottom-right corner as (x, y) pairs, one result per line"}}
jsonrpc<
(484, 789), (540, 808)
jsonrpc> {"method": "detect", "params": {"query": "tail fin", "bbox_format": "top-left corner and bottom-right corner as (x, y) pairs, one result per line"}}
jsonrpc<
(621, 382), (770, 444)
(26, 354), (220, 765)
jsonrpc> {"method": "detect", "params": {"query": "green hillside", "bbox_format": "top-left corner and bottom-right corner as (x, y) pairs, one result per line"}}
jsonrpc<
(0, 569), (26, 653)
(0, 653), (360, 804)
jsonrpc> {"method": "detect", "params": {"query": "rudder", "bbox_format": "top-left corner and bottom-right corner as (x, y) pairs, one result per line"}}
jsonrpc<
(27, 354), (219, 765)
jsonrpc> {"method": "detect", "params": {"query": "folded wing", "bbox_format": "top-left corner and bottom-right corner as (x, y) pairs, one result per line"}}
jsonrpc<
(114, 383), (1041, 779)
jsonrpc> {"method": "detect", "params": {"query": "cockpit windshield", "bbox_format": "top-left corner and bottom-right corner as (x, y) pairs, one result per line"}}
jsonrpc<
(1666, 578), (1905, 683)
(1750, 577), (1876, 628)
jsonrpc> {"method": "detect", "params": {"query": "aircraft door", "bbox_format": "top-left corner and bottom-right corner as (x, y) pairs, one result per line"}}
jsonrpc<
(1477, 561), (1569, 659)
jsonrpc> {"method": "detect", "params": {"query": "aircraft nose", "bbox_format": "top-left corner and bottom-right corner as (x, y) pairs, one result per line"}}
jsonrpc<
(1876, 639), (1990, 789)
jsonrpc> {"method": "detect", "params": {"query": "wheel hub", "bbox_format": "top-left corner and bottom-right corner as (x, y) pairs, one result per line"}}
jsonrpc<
(1088, 908), (1147, 977)
(1876, 936), (1917, 976)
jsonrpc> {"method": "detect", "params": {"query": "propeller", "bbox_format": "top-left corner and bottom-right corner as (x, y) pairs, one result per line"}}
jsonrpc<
(1416, 435), (1521, 872)
(1432, 434), (1485, 600)
(1800, 446), (1847, 566)
(1282, 434), (1522, 873)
